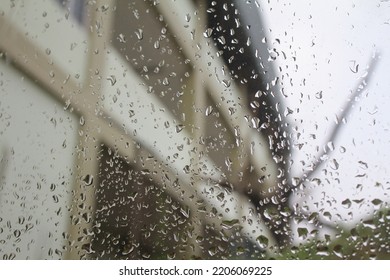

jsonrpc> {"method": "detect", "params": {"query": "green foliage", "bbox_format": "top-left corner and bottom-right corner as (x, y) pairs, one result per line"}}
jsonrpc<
(278, 208), (390, 260)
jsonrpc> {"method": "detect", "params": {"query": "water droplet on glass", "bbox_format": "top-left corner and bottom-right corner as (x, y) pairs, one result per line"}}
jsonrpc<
(315, 91), (323, 99)
(371, 198), (382, 206)
(329, 159), (339, 170)
(135, 29), (143, 40)
(205, 106), (213, 116)
(341, 199), (351, 209)
(297, 227), (308, 238)
(183, 165), (190, 174)
(255, 90), (263, 98)
(251, 117), (260, 129)
(349, 61), (359, 73)
(256, 235), (269, 250)
(83, 174), (94, 186)
(228, 107), (236, 115)
(162, 77), (169, 85)
(333, 244), (344, 258)
(291, 177), (300, 187)
(326, 141), (335, 152)
(117, 33), (126, 43)
(13, 230), (21, 238)
(107, 75), (116, 86)
(203, 28), (213, 38)
(176, 124), (185, 133)
(358, 161), (368, 169)
(221, 219), (240, 230)
(222, 79), (231, 88)
(100, 4), (109, 12)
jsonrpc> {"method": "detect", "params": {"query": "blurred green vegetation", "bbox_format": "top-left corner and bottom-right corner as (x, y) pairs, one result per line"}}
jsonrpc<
(278, 208), (390, 260)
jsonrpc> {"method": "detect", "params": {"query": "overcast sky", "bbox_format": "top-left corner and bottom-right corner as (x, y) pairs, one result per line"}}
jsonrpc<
(260, 0), (390, 229)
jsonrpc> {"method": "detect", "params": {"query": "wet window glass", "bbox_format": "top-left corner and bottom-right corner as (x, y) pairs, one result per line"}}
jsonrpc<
(0, 0), (389, 260)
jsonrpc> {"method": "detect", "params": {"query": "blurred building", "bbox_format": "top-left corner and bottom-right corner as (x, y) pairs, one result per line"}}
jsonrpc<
(0, 0), (287, 259)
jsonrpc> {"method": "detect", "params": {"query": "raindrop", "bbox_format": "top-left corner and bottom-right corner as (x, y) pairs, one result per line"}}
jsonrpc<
(221, 219), (240, 230)
(205, 106), (214, 116)
(162, 77), (169, 86)
(128, 110), (135, 118)
(291, 177), (300, 187)
(82, 174), (94, 186)
(349, 61), (359, 73)
(255, 90), (263, 98)
(315, 91), (323, 99)
(216, 192), (225, 202)
(183, 165), (190, 174)
(175, 124), (185, 133)
(107, 75), (117, 86)
(250, 100), (260, 109)
(228, 107), (236, 115)
(117, 33), (126, 43)
(326, 141), (335, 152)
(251, 117), (260, 129)
(79, 116), (85, 126)
(185, 13), (191, 22)
(218, 36), (226, 45)
(341, 199), (352, 209)
(180, 207), (190, 218)
(222, 79), (231, 88)
(135, 29), (143, 40)
(208, 247), (218, 257)
(14, 230), (21, 238)
(203, 28), (213, 38)
(333, 244), (344, 258)
(371, 198), (382, 206)
(100, 4), (109, 12)
(284, 107), (293, 117)
(323, 211), (332, 221)
(358, 161), (368, 169)
(225, 157), (232, 170)
(18, 216), (25, 225)
(297, 227), (308, 238)
(256, 235), (269, 250)
(329, 159), (339, 170)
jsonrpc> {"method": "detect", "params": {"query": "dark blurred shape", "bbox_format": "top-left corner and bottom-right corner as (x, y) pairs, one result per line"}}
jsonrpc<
(206, 0), (291, 246)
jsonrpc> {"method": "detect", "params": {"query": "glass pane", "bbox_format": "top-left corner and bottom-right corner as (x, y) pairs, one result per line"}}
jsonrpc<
(0, 60), (77, 259)
(1, 0), (389, 260)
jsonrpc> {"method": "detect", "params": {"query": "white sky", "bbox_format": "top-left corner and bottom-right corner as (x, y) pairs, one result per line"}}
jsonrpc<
(261, 0), (390, 229)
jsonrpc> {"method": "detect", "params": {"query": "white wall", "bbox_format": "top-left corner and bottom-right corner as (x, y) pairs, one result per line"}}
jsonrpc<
(0, 60), (77, 259)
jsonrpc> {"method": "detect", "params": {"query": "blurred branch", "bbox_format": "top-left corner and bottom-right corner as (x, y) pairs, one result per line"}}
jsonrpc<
(294, 52), (380, 187)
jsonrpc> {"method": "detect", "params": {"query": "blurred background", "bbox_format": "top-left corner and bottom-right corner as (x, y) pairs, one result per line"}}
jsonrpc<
(0, 0), (389, 259)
